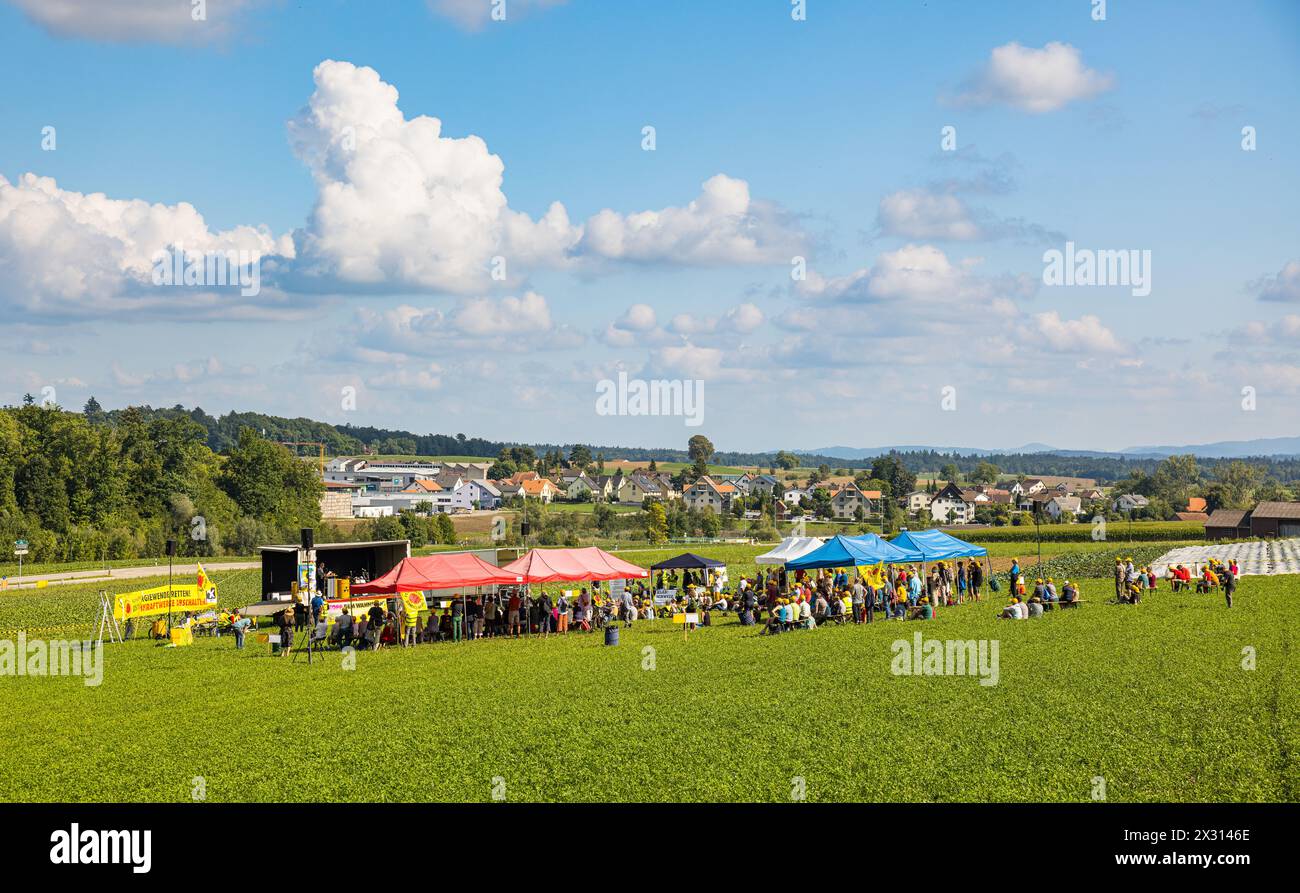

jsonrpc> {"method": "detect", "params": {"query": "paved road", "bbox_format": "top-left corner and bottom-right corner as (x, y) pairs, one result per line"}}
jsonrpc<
(3, 561), (260, 590)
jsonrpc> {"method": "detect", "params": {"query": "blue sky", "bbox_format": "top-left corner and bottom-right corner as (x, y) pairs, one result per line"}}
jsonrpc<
(1, 0), (1298, 453)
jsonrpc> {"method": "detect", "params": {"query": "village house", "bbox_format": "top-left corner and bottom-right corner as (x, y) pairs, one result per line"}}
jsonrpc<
(930, 482), (975, 524)
(906, 490), (933, 513)
(520, 478), (558, 503)
(615, 474), (662, 504)
(783, 486), (812, 507)
(563, 474), (599, 501)
(829, 484), (881, 520)
(684, 476), (736, 514)
(463, 478), (502, 510)
(1044, 495), (1082, 521)
(1113, 493), (1150, 513)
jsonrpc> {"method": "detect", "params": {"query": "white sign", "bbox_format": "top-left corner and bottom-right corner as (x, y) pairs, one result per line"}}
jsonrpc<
(653, 588), (677, 605)
(14, 548), (28, 557)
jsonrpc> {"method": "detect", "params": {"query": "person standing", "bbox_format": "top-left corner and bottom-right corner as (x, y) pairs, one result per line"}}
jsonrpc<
(1009, 558), (1021, 599)
(556, 592), (570, 635)
(230, 611), (250, 650)
(1222, 565), (1237, 608)
(621, 586), (635, 628)
(537, 591), (553, 636)
(970, 560), (983, 602)
(278, 605), (294, 656)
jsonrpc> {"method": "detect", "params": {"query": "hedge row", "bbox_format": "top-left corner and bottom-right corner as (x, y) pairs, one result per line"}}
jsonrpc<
(957, 521), (1204, 544)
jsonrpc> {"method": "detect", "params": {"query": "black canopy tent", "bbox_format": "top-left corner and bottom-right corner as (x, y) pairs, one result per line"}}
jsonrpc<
(649, 553), (727, 571)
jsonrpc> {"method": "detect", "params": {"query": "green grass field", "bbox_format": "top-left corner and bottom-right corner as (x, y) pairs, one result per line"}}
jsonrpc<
(2, 551), (1295, 803)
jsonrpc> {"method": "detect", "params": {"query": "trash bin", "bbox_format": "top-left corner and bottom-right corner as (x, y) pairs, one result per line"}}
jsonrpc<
(604, 625), (620, 646)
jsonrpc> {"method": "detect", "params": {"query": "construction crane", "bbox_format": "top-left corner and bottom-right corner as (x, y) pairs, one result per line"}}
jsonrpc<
(280, 441), (327, 475)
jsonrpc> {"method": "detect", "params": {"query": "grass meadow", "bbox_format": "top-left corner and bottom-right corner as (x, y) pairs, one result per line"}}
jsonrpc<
(1, 546), (1295, 803)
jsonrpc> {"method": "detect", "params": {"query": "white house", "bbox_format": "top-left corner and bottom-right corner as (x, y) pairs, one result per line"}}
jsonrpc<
(906, 490), (933, 513)
(1113, 493), (1150, 513)
(930, 483), (974, 524)
(1044, 495), (1082, 521)
(783, 487), (811, 507)
(463, 479), (501, 510)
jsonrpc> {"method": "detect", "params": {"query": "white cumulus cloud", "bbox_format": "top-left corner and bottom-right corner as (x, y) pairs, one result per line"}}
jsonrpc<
(1253, 261), (1300, 303)
(1030, 310), (1125, 353)
(7, 0), (268, 43)
(0, 172), (291, 317)
(954, 42), (1114, 113)
(581, 174), (805, 266)
(878, 189), (983, 241)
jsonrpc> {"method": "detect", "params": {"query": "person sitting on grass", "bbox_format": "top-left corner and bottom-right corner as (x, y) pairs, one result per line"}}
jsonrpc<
(1197, 565), (1219, 593)
(999, 597), (1026, 620)
(1026, 596), (1044, 618)
(908, 596), (933, 621)
(1120, 581), (1142, 604)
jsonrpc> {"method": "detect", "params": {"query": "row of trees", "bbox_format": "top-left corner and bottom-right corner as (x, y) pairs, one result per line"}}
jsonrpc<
(1, 399), (323, 564)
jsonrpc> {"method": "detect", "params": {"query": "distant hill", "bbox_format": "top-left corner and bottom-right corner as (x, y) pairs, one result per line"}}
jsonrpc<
(805, 437), (1300, 461)
(1119, 437), (1300, 459)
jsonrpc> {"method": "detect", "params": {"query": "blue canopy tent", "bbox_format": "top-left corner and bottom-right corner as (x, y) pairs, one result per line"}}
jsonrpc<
(786, 534), (923, 570)
(890, 528), (987, 560)
(890, 529), (993, 593)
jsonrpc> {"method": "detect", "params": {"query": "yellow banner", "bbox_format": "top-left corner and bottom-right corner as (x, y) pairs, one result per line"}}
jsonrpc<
(400, 591), (426, 615)
(114, 583), (218, 620)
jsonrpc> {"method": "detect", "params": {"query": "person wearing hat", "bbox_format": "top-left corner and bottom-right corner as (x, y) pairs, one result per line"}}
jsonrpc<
(908, 596), (933, 621)
(1060, 579), (1079, 607)
(1114, 557), (1125, 600)
(1222, 562), (1237, 608)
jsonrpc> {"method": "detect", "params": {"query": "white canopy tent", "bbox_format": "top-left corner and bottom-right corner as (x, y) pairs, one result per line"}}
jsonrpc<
(755, 536), (826, 565)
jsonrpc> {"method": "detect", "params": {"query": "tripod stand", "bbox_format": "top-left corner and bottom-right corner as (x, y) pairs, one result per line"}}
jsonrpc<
(292, 608), (327, 665)
(93, 590), (124, 647)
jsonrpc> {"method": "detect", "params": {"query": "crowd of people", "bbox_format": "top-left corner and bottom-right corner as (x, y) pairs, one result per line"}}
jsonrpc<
(213, 547), (1247, 655)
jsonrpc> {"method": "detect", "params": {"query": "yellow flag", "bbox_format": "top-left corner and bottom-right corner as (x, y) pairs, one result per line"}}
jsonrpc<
(863, 562), (885, 588)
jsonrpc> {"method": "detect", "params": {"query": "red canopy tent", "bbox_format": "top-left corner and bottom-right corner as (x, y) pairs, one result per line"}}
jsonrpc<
(350, 553), (523, 593)
(500, 547), (649, 583)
